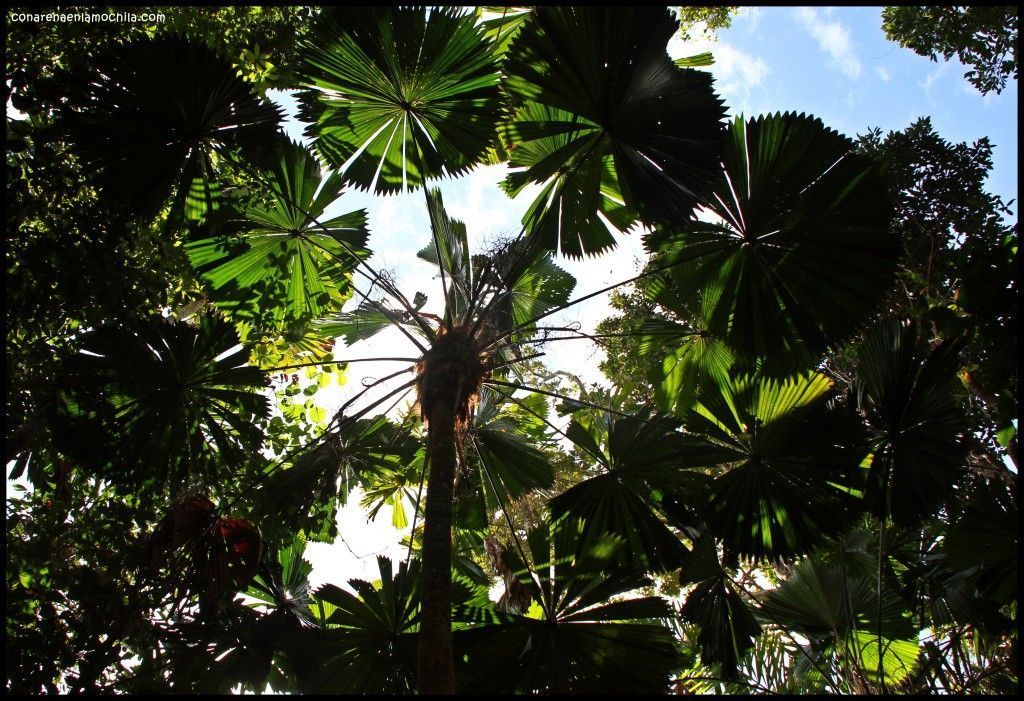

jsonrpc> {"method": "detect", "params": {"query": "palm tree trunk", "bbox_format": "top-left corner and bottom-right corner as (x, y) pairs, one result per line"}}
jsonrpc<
(417, 398), (458, 694)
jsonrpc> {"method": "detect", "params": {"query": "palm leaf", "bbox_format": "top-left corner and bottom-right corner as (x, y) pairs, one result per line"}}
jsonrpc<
(855, 318), (968, 525)
(417, 188), (474, 321)
(485, 238), (577, 336)
(677, 372), (869, 560)
(942, 483), (1017, 605)
(316, 299), (428, 347)
(475, 6), (533, 57)
(299, 7), (502, 193)
(51, 316), (269, 502)
(640, 283), (736, 417)
(758, 558), (916, 641)
(678, 535), (762, 680)
(501, 7), (727, 256)
(312, 557), (420, 694)
(757, 557), (919, 686)
(454, 518), (682, 694)
(551, 412), (692, 571)
(187, 139), (369, 329)
(62, 36), (282, 222)
(253, 439), (345, 544)
(648, 113), (898, 365)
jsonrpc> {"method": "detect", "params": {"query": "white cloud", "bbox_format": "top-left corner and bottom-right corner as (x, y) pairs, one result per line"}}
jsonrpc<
(874, 66), (891, 83)
(713, 43), (770, 105)
(793, 7), (862, 79)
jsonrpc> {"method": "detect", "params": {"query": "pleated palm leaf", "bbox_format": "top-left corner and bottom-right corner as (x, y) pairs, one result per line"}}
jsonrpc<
(466, 386), (555, 514)
(501, 6), (727, 256)
(941, 481), (1017, 606)
(62, 36), (282, 222)
(855, 318), (969, 525)
(646, 112), (898, 367)
(549, 411), (690, 572)
(454, 518), (683, 694)
(226, 536), (330, 693)
(677, 534), (762, 680)
(312, 557), (421, 694)
(254, 415), (420, 544)
(186, 138), (370, 333)
(758, 556), (920, 688)
(674, 371), (870, 560)
(299, 6), (503, 194)
(51, 316), (270, 503)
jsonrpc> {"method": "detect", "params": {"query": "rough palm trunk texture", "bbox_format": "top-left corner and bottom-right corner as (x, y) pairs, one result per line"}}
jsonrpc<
(416, 398), (458, 694)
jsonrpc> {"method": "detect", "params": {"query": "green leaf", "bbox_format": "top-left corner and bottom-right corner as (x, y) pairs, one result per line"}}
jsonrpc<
(677, 372), (870, 559)
(675, 51), (715, 67)
(678, 536), (762, 680)
(299, 7), (502, 193)
(417, 188), (474, 321)
(856, 318), (968, 525)
(312, 557), (420, 694)
(648, 113), (899, 365)
(62, 36), (281, 222)
(187, 139), (369, 329)
(51, 316), (269, 503)
(851, 631), (920, 685)
(550, 413), (690, 572)
(758, 558), (916, 641)
(454, 518), (682, 694)
(501, 7), (727, 256)
(316, 300), (426, 347)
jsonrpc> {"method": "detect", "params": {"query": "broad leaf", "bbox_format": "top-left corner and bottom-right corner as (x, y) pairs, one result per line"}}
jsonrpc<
(856, 318), (968, 525)
(417, 188), (474, 322)
(62, 36), (281, 222)
(677, 372), (869, 559)
(316, 299), (429, 347)
(300, 7), (502, 193)
(313, 557), (420, 694)
(551, 413), (690, 572)
(51, 316), (270, 502)
(678, 535), (761, 680)
(648, 113), (898, 365)
(502, 7), (727, 256)
(455, 518), (681, 694)
(187, 139), (369, 329)
(758, 558), (916, 642)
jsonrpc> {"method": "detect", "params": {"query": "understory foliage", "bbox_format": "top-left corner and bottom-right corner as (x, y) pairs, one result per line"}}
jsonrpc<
(6, 6), (1018, 695)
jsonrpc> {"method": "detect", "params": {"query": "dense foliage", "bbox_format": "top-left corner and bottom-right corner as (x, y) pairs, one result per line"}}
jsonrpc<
(6, 6), (1018, 695)
(881, 6), (1019, 95)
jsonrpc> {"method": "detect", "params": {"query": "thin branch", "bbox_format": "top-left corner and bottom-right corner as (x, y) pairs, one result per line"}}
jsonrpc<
(486, 351), (546, 372)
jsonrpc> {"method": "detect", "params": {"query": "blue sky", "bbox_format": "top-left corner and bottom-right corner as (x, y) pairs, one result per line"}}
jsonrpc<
(707, 7), (1017, 202)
